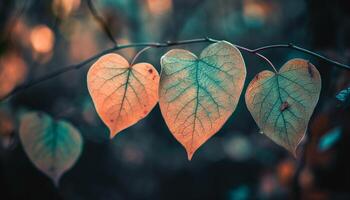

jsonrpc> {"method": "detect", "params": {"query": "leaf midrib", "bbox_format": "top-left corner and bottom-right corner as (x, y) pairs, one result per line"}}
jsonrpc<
(191, 60), (200, 153)
(118, 69), (132, 118)
(275, 75), (292, 150)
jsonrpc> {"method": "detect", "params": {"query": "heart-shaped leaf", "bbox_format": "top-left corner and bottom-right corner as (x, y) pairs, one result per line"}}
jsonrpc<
(87, 53), (159, 138)
(245, 59), (321, 155)
(159, 41), (246, 160)
(19, 112), (83, 186)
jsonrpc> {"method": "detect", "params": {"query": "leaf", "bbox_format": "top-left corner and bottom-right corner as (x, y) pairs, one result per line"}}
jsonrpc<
(87, 53), (160, 138)
(318, 127), (342, 151)
(336, 86), (350, 108)
(19, 112), (83, 186)
(159, 41), (246, 160)
(245, 59), (321, 155)
(336, 87), (350, 102)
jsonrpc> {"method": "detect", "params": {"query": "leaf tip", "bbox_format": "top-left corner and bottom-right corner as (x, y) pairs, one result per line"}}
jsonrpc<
(109, 132), (116, 139)
(49, 172), (62, 187)
(53, 177), (61, 188)
(186, 150), (194, 161)
(109, 128), (119, 139)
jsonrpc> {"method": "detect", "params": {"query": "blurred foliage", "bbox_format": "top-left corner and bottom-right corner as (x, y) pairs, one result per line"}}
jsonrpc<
(0, 0), (350, 199)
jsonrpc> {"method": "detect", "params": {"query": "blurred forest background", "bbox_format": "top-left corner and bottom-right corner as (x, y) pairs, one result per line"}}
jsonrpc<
(1, 0), (350, 199)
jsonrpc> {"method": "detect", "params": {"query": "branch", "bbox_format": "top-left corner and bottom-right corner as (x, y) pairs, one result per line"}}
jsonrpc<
(251, 43), (350, 70)
(1, 38), (212, 100)
(86, 0), (117, 46)
(2, 0), (29, 43)
(2, 37), (350, 101)
(231, 43), (278, 72)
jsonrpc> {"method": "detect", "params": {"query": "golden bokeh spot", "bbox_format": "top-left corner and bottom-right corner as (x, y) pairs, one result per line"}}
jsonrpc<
(0, 53), (28, 99)
(0, 111), (14, 136)
(146, 0), (173, 15)
(30, 25), (55, 54)
(52, 0), (81, 18)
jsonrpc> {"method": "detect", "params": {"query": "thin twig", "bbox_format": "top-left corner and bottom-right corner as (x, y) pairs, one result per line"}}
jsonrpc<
(3, 0), (30, 41)
(130, 46), (152, 65)
(206, 38), (277, 72)
(233, 44), (278, 72)
(1, 38), (212, 100)
(251, 43), (350, 70)
(2, 37), (350, 101)
(86, 0), (117, 46)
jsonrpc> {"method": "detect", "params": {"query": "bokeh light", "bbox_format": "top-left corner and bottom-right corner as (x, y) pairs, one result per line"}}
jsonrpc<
(0, 53), (27, 99)
(146, 0), (173, 15)
(52, 0), (81, 18)
(30, 25), (55, 54)
(223, 134), (252, 161)
(277, 159), (295, 185)
(0, 110), (14, 137)
(259, 174), (280, 198)
(68, 20), (98, 61)
(243, 1), (268, 28)
(12, 19), (31, 48)
(299, 167), (314, 190)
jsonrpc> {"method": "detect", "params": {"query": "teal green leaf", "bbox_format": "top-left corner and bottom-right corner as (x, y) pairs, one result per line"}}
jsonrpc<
(19, 112), (83, 186)
(159, 41), (246, 160)
(245, 59), (321, 155)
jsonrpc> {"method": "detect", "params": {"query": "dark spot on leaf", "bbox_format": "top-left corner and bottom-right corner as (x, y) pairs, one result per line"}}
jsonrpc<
(148, 69), (153, 74)
(254, 74), (259, 81)
(143, 110), (148, 115)
(110, 119), (114, 122)
(152, 75), (156, 80)
(280, 101), (289, 112)
(307, 62), (314, 78)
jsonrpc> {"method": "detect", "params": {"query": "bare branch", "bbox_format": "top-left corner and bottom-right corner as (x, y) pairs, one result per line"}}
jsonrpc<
(1, 0), (30, 44)
(251, 43), (350, 70)
(86, 0), (117, 46)
(2, 37), (349, 101)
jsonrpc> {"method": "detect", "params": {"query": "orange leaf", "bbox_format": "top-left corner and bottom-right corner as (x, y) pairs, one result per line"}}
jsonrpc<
(87, 53), (159, 138)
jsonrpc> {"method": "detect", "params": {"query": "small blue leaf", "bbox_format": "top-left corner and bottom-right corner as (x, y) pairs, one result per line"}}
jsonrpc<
(336, 87), (350, 102)
(318, 127), (342, 151)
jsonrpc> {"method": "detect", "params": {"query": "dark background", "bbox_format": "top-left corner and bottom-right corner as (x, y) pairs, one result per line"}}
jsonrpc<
(1, 0), (350, 199)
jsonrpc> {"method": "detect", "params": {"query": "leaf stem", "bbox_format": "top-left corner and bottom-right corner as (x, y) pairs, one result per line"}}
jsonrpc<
(252, 43), (350, 70)
(130, 46), (152, 66)
(233, 44), (278, 72)
(2, 37), (349, 101)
